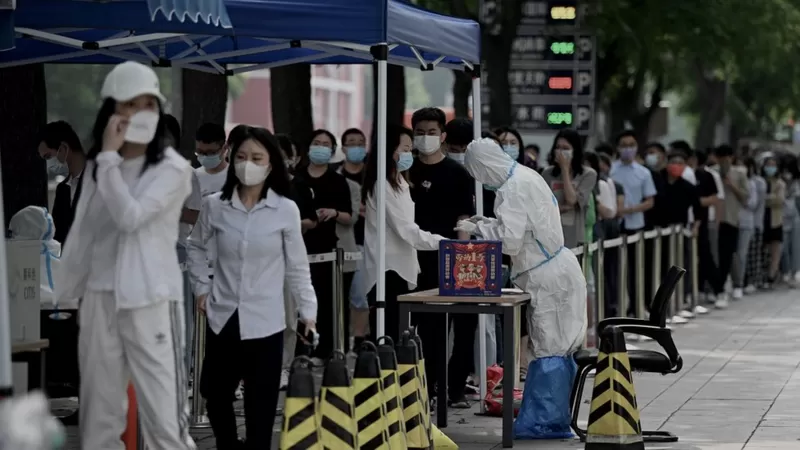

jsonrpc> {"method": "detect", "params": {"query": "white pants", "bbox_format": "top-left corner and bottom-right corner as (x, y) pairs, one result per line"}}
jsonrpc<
(79, 291), (195, 450)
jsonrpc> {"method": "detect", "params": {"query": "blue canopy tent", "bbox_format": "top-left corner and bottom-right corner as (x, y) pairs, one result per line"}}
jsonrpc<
(0, 0), (492, 417)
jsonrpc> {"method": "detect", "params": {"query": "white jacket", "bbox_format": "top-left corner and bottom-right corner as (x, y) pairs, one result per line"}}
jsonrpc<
(56, 148), (192, 310)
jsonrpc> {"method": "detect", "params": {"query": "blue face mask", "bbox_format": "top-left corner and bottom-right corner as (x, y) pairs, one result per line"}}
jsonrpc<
(502, 145), (519, 161)
(345, 146), (367, 163)
(197, 153), (223, 170)
(396, 152), (414, 172)
(308, 146), (332, 165)
(764, 166), (778, 178)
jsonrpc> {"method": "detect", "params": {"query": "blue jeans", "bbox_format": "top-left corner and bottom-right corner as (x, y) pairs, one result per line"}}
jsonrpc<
(176, 244), (194, 375)
(781, 224), (800, 275)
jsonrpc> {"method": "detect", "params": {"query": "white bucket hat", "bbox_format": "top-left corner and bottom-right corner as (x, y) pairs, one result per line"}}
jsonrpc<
(101, 61), (166, 103)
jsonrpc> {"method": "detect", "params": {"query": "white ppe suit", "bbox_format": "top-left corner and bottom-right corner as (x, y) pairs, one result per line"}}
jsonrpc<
(8, 206), (68, 309)
(463, 139), (587, 359)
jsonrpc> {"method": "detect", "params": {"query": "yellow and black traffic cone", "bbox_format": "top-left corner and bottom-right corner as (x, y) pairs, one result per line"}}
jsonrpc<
(280, 356), (322, 450)
(396, 331), (431, 450)
(409, 328), (432, 442)
(318, 350), (357, 449)
(431, 425), (458, 449)
(377, 336), (407, 450)
(354, 341), (391, 450)
(585, 325), (644, 450)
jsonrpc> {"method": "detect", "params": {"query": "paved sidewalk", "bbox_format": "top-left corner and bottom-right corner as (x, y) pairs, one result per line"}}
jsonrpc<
(63, 287), (800, 449)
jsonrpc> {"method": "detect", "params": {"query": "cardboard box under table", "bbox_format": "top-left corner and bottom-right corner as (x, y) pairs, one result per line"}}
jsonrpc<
(397, 289), (529, 449)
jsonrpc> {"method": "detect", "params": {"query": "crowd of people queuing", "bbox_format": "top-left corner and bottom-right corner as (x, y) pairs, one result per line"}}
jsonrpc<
(31, 61), (800, 449)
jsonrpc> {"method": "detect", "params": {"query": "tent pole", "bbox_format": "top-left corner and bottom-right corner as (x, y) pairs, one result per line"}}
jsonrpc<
(471, 68), (488, 412)
(375, 44), (388, 339)
(0, 164), (13, 398)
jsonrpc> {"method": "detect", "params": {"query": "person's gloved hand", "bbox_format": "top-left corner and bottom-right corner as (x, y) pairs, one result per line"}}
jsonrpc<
(455, 219), (480, 236)
(467, 214), (495, 224)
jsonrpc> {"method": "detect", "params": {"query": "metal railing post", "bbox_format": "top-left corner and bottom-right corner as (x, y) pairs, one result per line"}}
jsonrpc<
(190, 312), (210, 429)
(676, 225), (686, 311)
(691, 229), (699, 309)
(634, 232), (645, 319)
(618, 233), (628, 317)
(581, 241), (592, 348)
(595, 239), (605, 323)
(334, 248), (346, 352)
(652, 228), (662, 298)
(667, 226), (677, 318)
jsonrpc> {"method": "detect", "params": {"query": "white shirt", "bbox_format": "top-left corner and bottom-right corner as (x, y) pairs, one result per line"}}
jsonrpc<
(56, 148), (192, 310)
(195, 166), (228, 197)
(596, 179), (616, 217)
(86, 155), (146, 290)
(363, 177), (442, 293)
(178, 171), (203, 246)
(187, 189), (317, 340)
(707, 167), (725, 221)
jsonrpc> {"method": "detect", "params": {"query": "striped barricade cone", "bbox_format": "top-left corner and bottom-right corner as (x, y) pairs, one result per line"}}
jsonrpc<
(353, 342), (391, 450)
(377, 336), (408, 450)
(318, 350), (357, 449)
(585, 326), (644, 450)
(396, 331), (431, 450)
(280, 356), (322, 450)
(409, 328), (432, 441)
(431, 425), (458, 449)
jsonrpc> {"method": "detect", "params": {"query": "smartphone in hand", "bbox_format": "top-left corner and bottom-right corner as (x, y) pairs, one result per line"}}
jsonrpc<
(296, 321), (319, 348)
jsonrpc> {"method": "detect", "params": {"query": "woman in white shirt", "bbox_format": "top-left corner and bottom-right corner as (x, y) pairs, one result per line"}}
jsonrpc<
(362, 124), (445, 341)
(187, 126), (317, 450)
(56, 61), (194, 450)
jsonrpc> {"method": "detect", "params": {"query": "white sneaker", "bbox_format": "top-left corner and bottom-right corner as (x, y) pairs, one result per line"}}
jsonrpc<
(732, 288), (743, 300)
(235, 383), (244, 400)
(794, 272), (800, 283)
(744, 284), (757, 294)
(280, 369), (290, 390)
(671, 315), (689, 325)
(694, 305), (710, 315)
(783, 274), (791, 283)
(714, 294), (729, 309)
(679, 310), (695, 319)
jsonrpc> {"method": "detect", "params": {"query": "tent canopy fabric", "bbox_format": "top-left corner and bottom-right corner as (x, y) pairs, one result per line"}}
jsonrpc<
(0, 0), (480, 72)
(147, 0), (233, 28)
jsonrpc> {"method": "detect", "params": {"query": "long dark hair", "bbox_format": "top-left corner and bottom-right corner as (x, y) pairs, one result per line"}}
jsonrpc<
(86, 98), (167, 181)
(362, 124), (413, 201)
(549, 128), (585, 177)
(220, 126), (292, 201)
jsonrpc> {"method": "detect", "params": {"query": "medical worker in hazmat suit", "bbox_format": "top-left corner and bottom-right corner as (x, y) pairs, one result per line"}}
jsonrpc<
(455, 138), (586, 439)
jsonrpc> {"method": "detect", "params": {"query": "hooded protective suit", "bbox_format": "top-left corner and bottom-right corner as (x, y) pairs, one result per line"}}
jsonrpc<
(462, 139), (587, 359)
(8, 206), (68, 308)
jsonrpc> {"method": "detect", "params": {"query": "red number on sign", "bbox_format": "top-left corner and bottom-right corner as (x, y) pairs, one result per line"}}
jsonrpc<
(548, 77), (573, 90)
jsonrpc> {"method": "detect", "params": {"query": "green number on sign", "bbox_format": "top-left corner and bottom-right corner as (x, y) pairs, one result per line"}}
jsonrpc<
(547, 112), (573, 125)
(550, 42), (575, 55)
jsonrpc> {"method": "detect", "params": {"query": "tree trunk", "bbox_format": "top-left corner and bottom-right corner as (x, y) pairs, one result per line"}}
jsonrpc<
(271, 64), (314, 154)
(452, 70), (472, 119)
(371, 63), (405, 143)
(179, 69), (228, 162)
(0, 65), (48, 226)
(484, 33), (513, 128)
(693, 74), (727, 151)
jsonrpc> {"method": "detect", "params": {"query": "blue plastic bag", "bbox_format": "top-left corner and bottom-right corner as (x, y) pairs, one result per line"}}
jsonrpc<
(513, 355), (577, 439)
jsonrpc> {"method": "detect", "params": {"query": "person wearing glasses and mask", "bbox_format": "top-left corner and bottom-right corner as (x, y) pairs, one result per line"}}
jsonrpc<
(188, 126), (317, 449)
(55, 61), (195, 449)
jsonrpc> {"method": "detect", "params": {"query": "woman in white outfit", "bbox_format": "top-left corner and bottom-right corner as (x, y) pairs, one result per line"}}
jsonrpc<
(56, 61), (195, 450)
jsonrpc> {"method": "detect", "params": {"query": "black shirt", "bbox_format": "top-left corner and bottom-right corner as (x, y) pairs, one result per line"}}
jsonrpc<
(409, 157), (475, 287)
(644, 167), (665, 230)
(340, 167), (365, 246)
(693, 168), (718, 224)
(289, 177), (317, 223)
(296, 168), (352, 254)
(658, 170), (701, 227)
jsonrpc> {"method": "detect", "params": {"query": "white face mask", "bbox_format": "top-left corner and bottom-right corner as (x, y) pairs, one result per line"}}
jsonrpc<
(414, 135), (441, 155)
(235, 161), (271, 186)
(447, 152), (465, 165)
(124, 110), (160, 144)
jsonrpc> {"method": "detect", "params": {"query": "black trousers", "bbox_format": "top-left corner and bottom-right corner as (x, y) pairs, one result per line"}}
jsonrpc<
(718, 223), (739, 290)
(622, 227), (648, 316)
(368, 270), (410, 344)
(413, 257), (478, 401)
(310, 263), (334, 358)
(697, 224), (724, 295)
(201, 311), (283, 450)
(602, 247), (620, 318)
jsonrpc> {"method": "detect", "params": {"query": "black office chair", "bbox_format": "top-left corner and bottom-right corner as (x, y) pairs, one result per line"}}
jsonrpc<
(569, 265), (686, 443)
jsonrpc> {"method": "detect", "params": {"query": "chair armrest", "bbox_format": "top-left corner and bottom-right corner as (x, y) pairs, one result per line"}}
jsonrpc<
(597, 317), (650, 335)
(616, 324), (682, 373)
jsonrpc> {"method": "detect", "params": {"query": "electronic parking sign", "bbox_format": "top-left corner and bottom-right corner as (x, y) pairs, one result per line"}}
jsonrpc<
(511, 103), (592, 132)
(506, 69), (593, 96)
